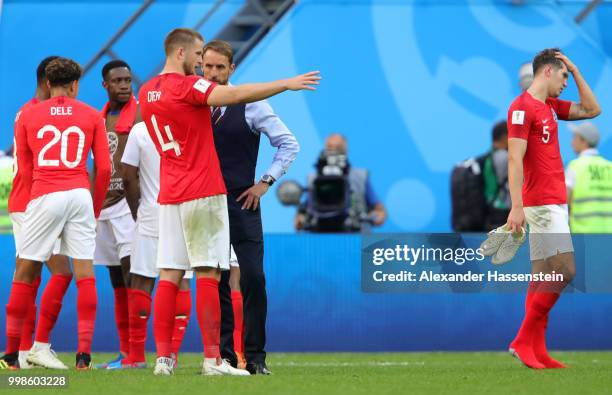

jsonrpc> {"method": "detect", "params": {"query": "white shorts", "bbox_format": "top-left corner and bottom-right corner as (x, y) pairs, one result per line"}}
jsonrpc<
(524, 204), (574, 261)
(94, 213), (135, 266)
(229, 244), (238, 268)
(157, 194), (230, 271)
(11, 213), (62, 258)
(131, 231), (192, 279)
(19, 189), (96, 261)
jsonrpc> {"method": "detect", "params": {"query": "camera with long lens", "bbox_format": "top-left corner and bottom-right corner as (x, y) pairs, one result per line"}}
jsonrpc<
(306, 150), (351, 232)
(277, 150), (370, 232)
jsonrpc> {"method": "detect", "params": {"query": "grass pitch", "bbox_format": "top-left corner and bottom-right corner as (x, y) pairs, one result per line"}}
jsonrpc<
(1, 352), (611, 395)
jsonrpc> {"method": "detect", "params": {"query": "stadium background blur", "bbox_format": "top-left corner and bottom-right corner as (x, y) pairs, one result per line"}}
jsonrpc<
(1, 0), (611, 353)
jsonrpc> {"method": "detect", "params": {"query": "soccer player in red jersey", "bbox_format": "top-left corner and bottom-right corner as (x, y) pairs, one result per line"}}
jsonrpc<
(506, 48), (601, 369)
(93, 60), (139, 369)
(0, 56), (73, 370)
(7, 57), (112, 370)
(111, 120), (194, 370)
(139, 28), (320, 376)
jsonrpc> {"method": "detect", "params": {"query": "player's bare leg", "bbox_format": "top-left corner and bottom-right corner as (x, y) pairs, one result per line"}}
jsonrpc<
(229, 266), (246, 369)
(46, 255), (72, 275)
(120, 256), (131, 286)
(73, 259), (97, 370)
(131, 274), (155, 293)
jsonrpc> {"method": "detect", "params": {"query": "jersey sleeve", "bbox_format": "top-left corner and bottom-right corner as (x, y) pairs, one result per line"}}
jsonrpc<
(14, 115), (33, 191)
(91, 117), (112, 218)
(548, 98), (572, 121)
(507, 102), (533, 140)
(121, 124), (141, 167)
(182, 76), (217, 106)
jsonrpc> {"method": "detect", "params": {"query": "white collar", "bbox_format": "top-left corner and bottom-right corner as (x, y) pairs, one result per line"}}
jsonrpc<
(579, 148), (599, 157)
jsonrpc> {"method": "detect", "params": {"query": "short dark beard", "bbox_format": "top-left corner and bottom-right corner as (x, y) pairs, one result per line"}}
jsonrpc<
(183, 60), (195, 76)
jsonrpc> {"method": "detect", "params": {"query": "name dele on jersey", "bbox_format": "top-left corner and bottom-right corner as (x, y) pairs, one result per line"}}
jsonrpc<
(512, 110), (525, 125)
(50, 106), (72, 116)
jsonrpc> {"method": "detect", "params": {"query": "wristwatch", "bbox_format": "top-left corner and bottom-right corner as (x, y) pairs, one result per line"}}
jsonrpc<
(261, 174), (276, 186)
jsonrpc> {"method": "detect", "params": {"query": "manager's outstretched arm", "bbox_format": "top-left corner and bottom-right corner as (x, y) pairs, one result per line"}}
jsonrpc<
(207, 71), (321, 107)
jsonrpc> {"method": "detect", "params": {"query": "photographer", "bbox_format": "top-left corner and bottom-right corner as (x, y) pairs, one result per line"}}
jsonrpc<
(294, 133), (386, 232)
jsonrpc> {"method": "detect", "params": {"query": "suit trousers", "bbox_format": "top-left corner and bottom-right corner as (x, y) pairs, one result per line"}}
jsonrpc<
(220, 187), (267, 364)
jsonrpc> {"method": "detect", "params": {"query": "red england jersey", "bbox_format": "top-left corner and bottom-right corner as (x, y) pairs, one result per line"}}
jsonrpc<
(507, 91), (572, 207)
(138, 73), (226, 205)
(9, 98), (39, 213)
(15, 96), (112, 217)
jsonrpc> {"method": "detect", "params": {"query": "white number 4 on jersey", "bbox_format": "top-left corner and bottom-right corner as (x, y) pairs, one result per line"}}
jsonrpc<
(151, 115), (181, 156)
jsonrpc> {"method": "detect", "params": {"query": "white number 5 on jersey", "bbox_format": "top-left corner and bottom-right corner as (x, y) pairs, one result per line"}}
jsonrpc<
(542, 125), (550, 144)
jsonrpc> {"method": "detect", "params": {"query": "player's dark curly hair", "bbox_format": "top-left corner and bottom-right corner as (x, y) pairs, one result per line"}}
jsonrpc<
(102, 59), (131, 80)
(492, 120), (507, 143)
(36, 56), (60, 85)
(532, 48), (564, 75)
(45, 57), (83, 87)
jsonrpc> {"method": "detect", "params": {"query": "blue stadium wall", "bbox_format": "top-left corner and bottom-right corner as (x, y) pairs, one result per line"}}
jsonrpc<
(1, 1), (612, 352)
(0, 234), (611, 352)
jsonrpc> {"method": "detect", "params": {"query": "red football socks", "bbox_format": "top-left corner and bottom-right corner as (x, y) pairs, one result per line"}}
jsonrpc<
(521, 281), (565, 368)
(153, 280), (178, 358)
(511, 284), (561, 369)
(533, 312), (566, 368)
(126, 289), (152, 363)
(5, 282), (34, 354)
(196, 278), (221, 359)
(171, 289), (192, 357)
(114, 287), (130, 356)
(231, 291), (244, 355)
(76, 277), (97, 354)
(19, 275), (41, 351)
(35, 274), (72, 343)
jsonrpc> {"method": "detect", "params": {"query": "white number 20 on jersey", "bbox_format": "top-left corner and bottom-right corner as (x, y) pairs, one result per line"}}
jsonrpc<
(151, 115), (181, 156)
(37, 125), (85, 168)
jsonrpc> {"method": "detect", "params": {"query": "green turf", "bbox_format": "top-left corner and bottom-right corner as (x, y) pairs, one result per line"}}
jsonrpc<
(1, 352), (611, 395)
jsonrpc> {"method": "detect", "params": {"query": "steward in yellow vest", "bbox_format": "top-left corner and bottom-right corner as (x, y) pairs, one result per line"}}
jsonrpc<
(566, 122), (612, 233)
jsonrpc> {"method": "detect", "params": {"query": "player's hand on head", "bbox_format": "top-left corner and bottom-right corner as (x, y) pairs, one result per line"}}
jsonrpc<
(286, 71), (321, 91)
(555, 52), (577, 73)
(506, 207), (526, 235)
